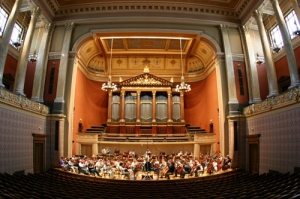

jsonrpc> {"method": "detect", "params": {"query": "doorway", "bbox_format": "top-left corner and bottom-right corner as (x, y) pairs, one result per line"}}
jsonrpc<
(32, 134), (46, 174)
(247, 134), (260, 174)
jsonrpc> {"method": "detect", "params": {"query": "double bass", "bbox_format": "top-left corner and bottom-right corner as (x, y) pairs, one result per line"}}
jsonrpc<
(161, 166), (169, 176)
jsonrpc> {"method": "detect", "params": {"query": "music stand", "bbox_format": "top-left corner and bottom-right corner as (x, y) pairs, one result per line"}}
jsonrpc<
(142, 135), (152, 180)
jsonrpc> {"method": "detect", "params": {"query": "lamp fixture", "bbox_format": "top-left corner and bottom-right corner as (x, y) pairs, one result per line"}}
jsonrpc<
(28, 23), (42, 63)
(175, 38), (191, 92)
(255, 52), (263, 65)
(101, 38), (117, 91)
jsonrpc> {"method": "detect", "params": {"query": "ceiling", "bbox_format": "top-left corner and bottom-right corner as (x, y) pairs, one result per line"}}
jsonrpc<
(25, 0), (272, 81)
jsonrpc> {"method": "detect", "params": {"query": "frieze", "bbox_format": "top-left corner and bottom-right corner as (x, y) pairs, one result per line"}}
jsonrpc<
(244, 86), (300, 116)
(0, 88), (49, 115)
(120, 73), (173, 87)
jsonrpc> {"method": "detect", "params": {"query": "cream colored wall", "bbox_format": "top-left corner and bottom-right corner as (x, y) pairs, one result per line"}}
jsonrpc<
(49, 25), (65, 52)
(228, 27), (243, 54)
(29, 27), (45, 53)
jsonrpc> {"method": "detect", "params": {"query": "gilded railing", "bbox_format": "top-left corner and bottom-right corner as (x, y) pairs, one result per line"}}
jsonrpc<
(0, 88), (49, 115)
(243, 86), (300, 116)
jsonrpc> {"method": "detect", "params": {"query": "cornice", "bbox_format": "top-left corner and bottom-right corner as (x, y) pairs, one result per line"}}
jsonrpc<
(0, 88), (49, 116)
(244, 86), (300, 117)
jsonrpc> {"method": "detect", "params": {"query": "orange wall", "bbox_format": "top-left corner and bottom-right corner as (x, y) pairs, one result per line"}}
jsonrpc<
(257, 63), (269, 100)
(44, 60), (60, 104)
(73, 68), (108, 152)
(275, 46), (300, 79)
(184, 69), (219, 149)
(3, 54), (18, 91)
(233, 61), (248, 104)
(24, 62), (36, 98)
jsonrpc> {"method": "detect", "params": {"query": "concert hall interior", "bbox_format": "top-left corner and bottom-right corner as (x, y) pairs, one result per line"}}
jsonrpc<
(1, 0), (300, 189)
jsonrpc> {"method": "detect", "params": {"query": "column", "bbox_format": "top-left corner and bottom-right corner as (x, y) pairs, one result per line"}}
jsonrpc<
(136, 91), (141, 122)
(53, 22), (74, 114)
(219, 24), (239, 114)
(240, 25), (262, 103)
(270, 0), (300, 89)
(253, 10), (279, 98)
(0, 0), (23, 88)
(119, 90), (125, 122)
(31, 23), (55, 102)
(152, 90), (156, 122)
(167, 90), (172, 122)
(180, 91), (185, 122)
(107, 90), (113, 122)
(14, 7), (41, 96)
(194, 143), (200, 159)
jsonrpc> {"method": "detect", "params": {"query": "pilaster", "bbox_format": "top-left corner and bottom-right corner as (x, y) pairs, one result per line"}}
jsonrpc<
(220, 24), (239, 114)
(53, 22), (74, 114)
(31, 23), (55, 102)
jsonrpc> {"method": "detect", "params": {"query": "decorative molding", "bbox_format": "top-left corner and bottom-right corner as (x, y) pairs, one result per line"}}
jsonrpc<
(244, 86), (300, 116)
(0, 88), (49, 115)
(232, 53), (245, 62)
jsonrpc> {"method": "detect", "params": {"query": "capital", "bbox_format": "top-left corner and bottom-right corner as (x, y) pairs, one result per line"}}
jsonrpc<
(31, 7), (41, 19)
(65, 22), (75, 30)
(219, 24), (229, 32)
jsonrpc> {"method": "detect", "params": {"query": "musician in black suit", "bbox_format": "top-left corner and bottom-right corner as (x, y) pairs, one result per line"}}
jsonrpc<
(165, 160), (175, 180)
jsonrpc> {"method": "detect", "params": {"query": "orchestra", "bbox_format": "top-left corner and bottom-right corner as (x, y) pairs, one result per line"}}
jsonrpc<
(60, 149), (232, 180)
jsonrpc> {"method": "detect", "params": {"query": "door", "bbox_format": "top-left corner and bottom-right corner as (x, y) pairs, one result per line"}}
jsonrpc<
(33, 142), (44, 174)
(249, 144), (259, 174)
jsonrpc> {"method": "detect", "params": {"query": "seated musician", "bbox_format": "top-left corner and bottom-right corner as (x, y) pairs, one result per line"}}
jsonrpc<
(103, 160), (115, 179)
(165, 159), (175, 180)
(78, 159), (89, 175)
(226, 155), (232, 168)
(88, 160), (101, 177)
(159, 159), (167, 178)
(119, 162), (130, 179)
(59, 157), (68, 171)
(94, 159), (103, 177)
(68, 157), (78, 173)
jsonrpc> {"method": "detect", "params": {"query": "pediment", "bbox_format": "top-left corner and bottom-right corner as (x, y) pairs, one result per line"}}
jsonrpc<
(120, 72), (173, 87)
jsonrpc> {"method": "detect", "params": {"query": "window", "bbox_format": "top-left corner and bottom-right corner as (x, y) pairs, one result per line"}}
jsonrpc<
(48, 67), (55, 94)
(0, 6), (8, 36)
(285, 10), (300, 39)
(270, 25), (283, 50)
(10, 23), (23, 48)
(237, 68), (244, 95)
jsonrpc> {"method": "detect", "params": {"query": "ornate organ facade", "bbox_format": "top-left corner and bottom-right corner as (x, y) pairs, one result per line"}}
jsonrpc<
(106, 69), (186, 134)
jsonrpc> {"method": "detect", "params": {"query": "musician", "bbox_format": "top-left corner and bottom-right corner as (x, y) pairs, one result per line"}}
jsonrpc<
(159, 159), (167, 178)
(78, 159), (89, 175)
(226, 155), (232, 168)
(68, 157), (78, 173)
(177, 151), (183, 156)
(130, 158), (139, 180)
(101, 148), (107, 154)
(165, 159), (175, 180)
(94, 159), (104, 177)
(104, 160), (115, 179)
(106, 147), (111, 157)
(88, 160), (101, 177)
(60, 157), (68, 171)
(119, 162), (130, 179)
